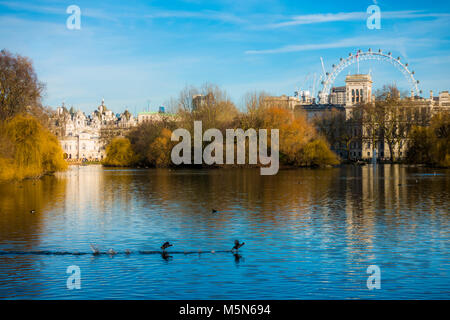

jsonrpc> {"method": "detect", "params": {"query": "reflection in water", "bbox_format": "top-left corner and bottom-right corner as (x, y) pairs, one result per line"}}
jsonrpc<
(161, 252), (173, 262)
(233, 253), (243, 264)
(0, 164), (448, 299)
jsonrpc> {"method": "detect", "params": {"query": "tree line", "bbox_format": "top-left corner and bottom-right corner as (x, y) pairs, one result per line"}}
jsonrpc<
(103, 84), (339, 168)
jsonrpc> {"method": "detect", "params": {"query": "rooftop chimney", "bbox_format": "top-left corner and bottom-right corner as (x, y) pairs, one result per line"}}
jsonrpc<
(430, 90), (433, 100)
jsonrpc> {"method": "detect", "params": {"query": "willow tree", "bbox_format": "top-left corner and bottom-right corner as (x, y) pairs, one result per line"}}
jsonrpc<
(103, 137), (137, 167)
(407, 112), (450, 167)
(0, 114), (67, 180)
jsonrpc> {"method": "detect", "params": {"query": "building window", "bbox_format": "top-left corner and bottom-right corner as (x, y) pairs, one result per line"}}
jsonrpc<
(368, 152), (371, 157)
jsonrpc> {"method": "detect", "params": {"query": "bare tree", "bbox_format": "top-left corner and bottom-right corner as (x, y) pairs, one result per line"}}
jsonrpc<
(313, 109), (341, 148)
(339, 111), (362, 161)
(175, 83), (239, 133)
(0, 49), (45, 121)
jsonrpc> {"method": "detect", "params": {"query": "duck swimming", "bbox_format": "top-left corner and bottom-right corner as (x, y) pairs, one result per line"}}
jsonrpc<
(90, 244), (100, 255)
(108, 248), (116, 255)
(161, 241), (173, 251)
(232, 240), (245, 251)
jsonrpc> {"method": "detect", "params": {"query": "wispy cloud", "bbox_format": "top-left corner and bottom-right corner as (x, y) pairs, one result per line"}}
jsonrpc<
(264, 12), (365, 28)
(0, 1), (118, 20)
(144, 10), (246, 24)
(261, 10), (450, 29)
(0, 0), (62, 14)
(245, 37), (439, 55)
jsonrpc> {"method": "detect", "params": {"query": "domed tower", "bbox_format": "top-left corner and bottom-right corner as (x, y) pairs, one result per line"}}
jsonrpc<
(98, 98), (105, 113)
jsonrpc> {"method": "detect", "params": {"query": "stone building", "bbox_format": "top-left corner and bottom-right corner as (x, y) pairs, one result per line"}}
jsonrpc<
(192, 93), (216, 110)
(344, 74), (373, 106)
(329, 86), (346, 105)
(269, 74), (449, 161)
(50, 99), (137, 161)
(264, 95), (302, 110)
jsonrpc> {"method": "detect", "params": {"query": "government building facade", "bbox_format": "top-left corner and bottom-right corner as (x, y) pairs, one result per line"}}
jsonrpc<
(267, 74), (450, 161)
(50, 100), (176, 161)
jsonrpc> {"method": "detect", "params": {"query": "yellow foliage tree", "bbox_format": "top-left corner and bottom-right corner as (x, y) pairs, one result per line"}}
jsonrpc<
(0, 114), (67, 181)
(298, 139), (340, 167)
(261, 106), (339, 166)
(103, 137), (136, 167)
(406, 112), (450, 167)
(147, 128), (174, 167)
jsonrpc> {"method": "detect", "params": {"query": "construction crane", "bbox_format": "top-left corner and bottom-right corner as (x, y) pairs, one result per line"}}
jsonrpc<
(320, 57), (327, 78)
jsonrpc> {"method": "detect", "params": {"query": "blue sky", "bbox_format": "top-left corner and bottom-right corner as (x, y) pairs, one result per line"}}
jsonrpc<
(0, 0), (449, 114)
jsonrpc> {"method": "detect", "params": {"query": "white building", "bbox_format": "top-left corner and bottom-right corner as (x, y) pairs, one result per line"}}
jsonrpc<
(51, 99), (137, 161)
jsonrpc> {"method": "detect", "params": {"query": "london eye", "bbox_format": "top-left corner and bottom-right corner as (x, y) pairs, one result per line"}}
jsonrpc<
(318, 49), (421, 103)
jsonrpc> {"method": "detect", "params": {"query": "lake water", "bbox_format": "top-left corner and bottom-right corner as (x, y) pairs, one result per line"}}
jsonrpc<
(0, 165), (448, 299)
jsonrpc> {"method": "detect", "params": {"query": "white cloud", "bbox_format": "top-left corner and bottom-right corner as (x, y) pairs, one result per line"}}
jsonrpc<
(144, 10), (246, 24)
(260, 10), (450, 29)
(245, 37), (439, 55)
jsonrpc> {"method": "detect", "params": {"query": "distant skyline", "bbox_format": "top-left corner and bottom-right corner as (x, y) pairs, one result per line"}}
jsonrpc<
(1, 0), (449, 114)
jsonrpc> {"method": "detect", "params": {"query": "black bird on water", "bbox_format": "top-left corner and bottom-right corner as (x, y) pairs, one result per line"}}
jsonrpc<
(232, 240), (245, 252)
(212, 209), (217, 213)
(161, 241), (173, 251)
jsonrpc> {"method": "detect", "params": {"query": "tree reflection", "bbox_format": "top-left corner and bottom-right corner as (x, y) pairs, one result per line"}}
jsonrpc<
(0, 174), (67, 248)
